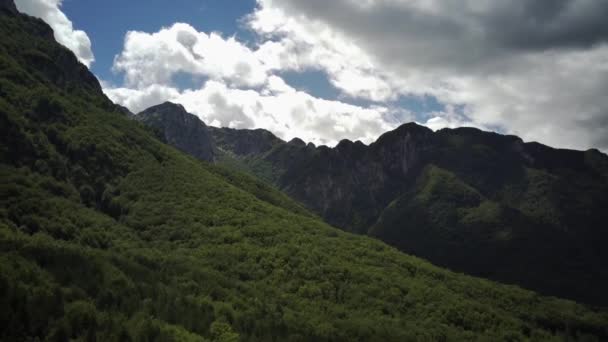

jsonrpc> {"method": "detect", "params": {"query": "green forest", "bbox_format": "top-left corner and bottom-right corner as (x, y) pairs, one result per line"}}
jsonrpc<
(1, 4), (608, 341)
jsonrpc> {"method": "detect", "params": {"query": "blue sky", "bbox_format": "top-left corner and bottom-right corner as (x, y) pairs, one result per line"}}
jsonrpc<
(15, 0), (608, 150)
(61, 0), (444, 122)
(61, 0), (257, 85)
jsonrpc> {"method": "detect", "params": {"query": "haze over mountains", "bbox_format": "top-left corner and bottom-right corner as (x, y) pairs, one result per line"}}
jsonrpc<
(2, 1), (608, 341)
(138, 101), (608, 307)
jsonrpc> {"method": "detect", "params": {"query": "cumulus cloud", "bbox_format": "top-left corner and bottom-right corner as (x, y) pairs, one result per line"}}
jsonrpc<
(251, 7), (397, 102)
(175, 78), (398, 144)
(253, 0), (608, 71)
(106, 76), (398, 145)
(104, 84), (181, 114)
(246, 0), (608, 150)
(113, 23), (268, 88)
(106, 22), (402, 145)
(15, 0), (94, 67)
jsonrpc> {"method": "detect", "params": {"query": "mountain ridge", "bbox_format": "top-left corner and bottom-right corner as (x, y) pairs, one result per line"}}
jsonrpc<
(136, 101), (608, 307)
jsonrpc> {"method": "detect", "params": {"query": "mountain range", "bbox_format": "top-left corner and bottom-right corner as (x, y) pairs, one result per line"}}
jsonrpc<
(138, 101), (608, 308)
(2, 1), (608, 340)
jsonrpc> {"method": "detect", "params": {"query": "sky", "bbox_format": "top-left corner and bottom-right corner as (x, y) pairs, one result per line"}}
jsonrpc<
(14, 0), (608, 151)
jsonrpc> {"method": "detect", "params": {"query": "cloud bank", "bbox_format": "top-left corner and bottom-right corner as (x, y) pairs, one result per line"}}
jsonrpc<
(106, 0), (608, 150)
(105, 22), (401, 145)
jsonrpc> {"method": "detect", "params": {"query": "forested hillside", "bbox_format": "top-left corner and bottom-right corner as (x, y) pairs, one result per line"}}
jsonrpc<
(2, 2), (608, 341)
(204, 111), (608, 307)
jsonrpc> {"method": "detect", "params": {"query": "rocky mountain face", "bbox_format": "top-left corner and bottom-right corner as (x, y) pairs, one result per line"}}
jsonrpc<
(136, 102), (215, 162)
(136, 102), (608, 306)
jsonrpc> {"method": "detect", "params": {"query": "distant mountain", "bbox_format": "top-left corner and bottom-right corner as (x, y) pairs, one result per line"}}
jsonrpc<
(138, 103), (608, 307)
(7, 2), (608, 340)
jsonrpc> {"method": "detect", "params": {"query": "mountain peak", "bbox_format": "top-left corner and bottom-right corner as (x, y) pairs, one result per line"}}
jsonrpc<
(336, 139), (353, 149)
(288, 137), (306, 147)
(137, 102), (208, 127)
(136, 102), (215, 161)
(373, 122), (433, 147)
(394, 122), (433, 134)
(141, 101), (187, 114)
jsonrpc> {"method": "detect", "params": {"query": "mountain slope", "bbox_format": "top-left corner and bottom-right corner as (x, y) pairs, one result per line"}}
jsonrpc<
(2, 3), (608, 341)
(152, 102), (608, 306)
(136, 103), (313, 217)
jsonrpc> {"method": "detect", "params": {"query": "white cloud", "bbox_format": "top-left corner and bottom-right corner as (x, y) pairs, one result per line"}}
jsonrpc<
(421, 105), (477, 132)
(113, 23), (268, 89)
(15, 0), (94, 67)
(103, 84), (181, 114)
(106, 22), (402, 145)
(246, 0), (608, 151)
(175, 78), (397, 145)
(104, 76), (397, 146)
(250, 6), (398, 102)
